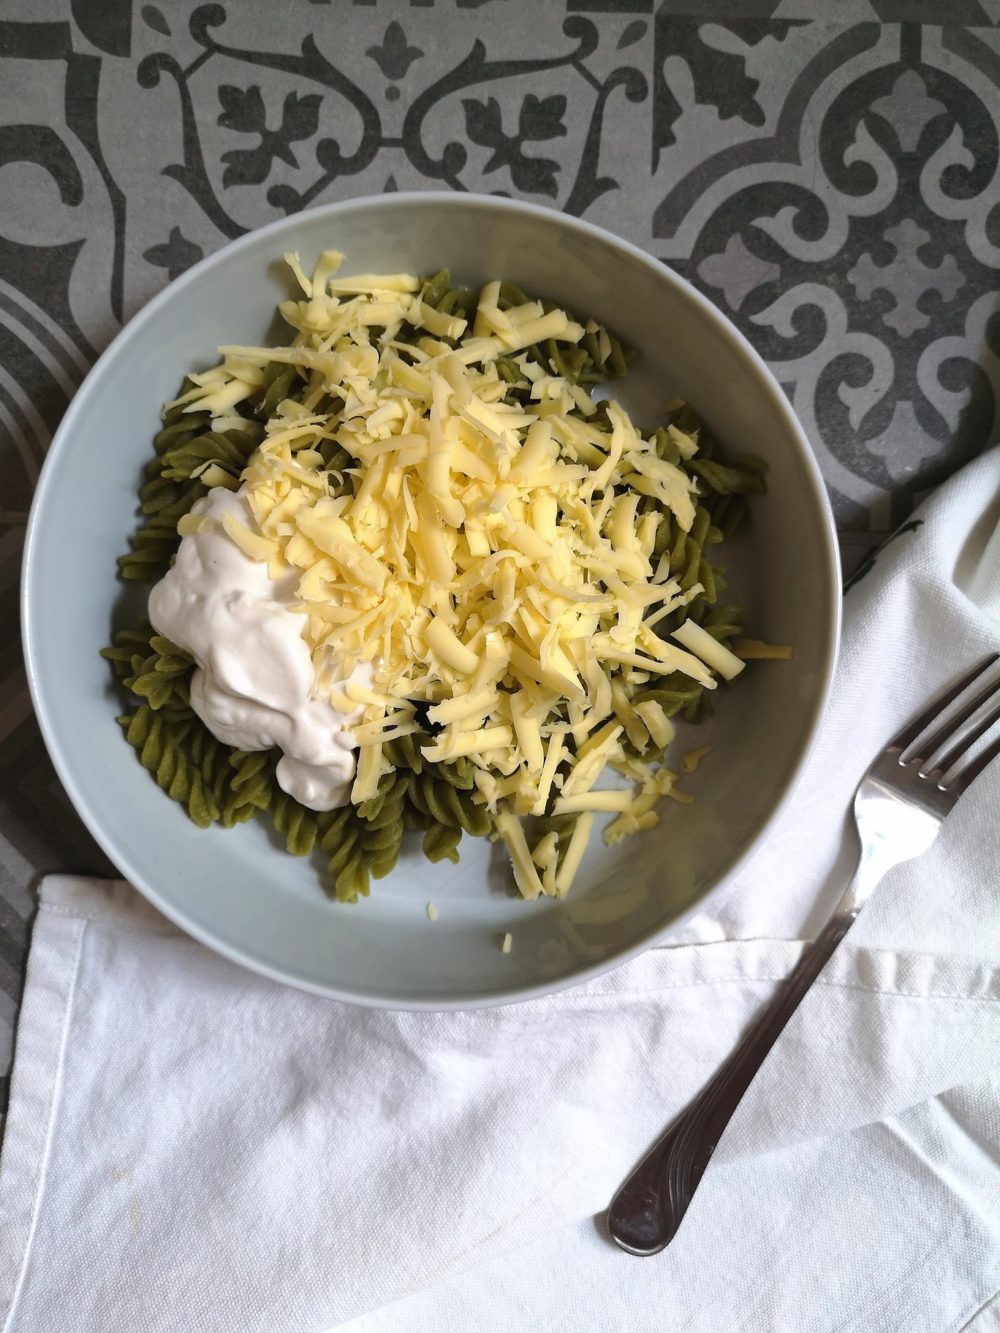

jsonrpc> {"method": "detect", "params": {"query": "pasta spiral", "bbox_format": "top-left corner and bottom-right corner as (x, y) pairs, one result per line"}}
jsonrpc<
(117, 705), (218, 828)
(406, 771), (492, 838)
(359, 778), (408, 881)
(422, 823), (462, 865)
(271, 791), (320, 858)
(319, 807), (368, 903)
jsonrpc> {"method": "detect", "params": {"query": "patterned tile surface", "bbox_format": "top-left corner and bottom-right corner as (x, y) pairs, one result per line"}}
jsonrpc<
(1, 0), (999, 1109)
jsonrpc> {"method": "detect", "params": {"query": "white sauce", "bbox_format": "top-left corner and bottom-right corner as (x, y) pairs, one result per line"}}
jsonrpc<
(148, 487), (366, 811)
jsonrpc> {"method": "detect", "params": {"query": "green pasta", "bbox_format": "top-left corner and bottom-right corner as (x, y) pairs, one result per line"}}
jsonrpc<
(117, 704), (218, 828)
(271, 791), (320, 858)
(361, 774), (408, 830)
(354, 771), (400, 822)
(104, 263), (767, 906)
(226, 749), (277, 814)
(422, 823), (462, 865)
(320, 806), (370, 903)
(360, 787), (407, 880)
(382, 732), (425, 775)
(407, 770), (492, 837)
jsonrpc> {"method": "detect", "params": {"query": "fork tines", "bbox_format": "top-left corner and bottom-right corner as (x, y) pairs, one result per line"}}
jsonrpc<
(894, 654), (1000, 794)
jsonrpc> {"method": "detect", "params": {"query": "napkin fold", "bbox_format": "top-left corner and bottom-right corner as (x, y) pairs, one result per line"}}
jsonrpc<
(2, 450), (1000, 1333)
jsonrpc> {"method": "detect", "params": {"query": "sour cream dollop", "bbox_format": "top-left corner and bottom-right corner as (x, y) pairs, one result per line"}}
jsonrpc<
(148, 487), (366, 811)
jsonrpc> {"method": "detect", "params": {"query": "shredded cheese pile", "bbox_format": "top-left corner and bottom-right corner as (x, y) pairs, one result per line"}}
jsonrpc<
(172, 251), (748, 898)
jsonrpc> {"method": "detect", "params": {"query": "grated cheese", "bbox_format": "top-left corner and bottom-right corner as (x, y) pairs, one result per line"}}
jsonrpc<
(554, 814), (594, 897)
(681, 744), (713, 774)
(181, 251), (769, 899)
(671, 621), (745, 681)
(495, 812), (545, 899)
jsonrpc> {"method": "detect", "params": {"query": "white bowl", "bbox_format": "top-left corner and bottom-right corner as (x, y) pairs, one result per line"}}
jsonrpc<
(22, 194), (840, 1007)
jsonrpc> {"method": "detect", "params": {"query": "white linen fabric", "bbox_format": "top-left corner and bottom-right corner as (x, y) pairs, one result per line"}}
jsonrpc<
(2, 449), (999, 1333)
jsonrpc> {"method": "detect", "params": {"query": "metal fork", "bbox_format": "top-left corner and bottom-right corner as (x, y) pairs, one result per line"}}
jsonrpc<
(608, 655), (1000, 1256)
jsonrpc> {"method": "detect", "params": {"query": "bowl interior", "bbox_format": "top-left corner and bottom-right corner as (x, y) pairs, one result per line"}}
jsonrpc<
(23, 196), (839, 1006)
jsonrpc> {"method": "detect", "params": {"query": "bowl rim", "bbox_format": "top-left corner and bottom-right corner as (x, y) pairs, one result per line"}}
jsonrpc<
(21, 191), (842, 1009)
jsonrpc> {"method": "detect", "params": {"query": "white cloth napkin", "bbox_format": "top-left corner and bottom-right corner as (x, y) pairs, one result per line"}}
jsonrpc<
(3, 451), (1000, 1333)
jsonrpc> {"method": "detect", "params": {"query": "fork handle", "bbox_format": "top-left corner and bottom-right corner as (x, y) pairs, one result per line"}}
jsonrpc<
(606, 905), (859, 1255)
